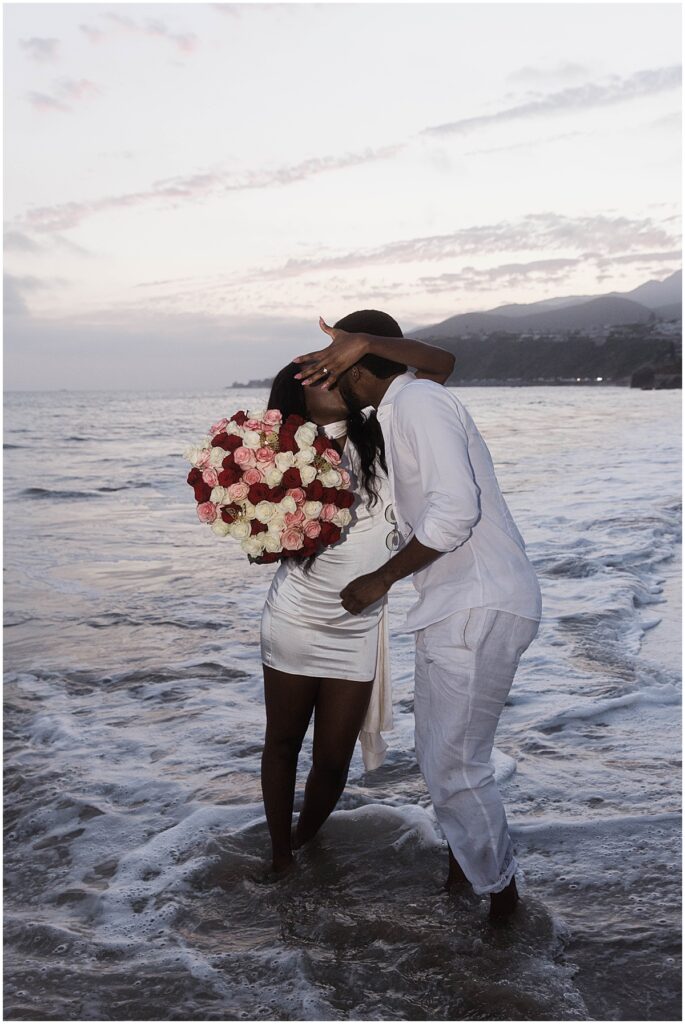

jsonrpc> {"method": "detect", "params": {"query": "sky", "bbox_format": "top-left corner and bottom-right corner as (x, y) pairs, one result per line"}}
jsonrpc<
(3, 1), (682, 389)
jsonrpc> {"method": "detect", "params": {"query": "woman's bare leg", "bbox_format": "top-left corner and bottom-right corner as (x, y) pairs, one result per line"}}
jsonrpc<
(294, 676), (373, 849)
(261, 665), (319, 872)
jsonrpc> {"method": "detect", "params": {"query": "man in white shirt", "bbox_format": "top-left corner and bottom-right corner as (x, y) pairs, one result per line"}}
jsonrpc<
(295, 314), (542, 920)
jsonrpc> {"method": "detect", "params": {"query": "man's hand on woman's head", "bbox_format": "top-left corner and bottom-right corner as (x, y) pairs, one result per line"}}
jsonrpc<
(293, 316), (370, 390)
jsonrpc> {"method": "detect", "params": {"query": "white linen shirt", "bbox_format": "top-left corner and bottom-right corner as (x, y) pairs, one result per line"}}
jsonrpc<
(375, 372), (542, 632)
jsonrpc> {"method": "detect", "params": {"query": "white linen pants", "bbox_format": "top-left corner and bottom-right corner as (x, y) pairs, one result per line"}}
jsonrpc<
(414, 606), (539, 895)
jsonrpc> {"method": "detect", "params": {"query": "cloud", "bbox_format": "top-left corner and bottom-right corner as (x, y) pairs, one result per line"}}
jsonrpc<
(3, 272), (62, 315)
(421, 65), (682, 137)
(27, 91), (71, 114)
(506, 62), (590, 86)
(79, 23), (105, 44)
(4, 230), (42, 253)
(417, 258), (581, 294)
(57, 78), (102, 101)
(27, 77), (102, 114)
(14, 143), (405, 232)
(93, 11), (199, 54)
(241, 213), (680, 281)
(19, 36), (59, 62)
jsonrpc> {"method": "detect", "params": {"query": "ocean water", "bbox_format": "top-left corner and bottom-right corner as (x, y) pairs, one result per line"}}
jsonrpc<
(3, 385), (681, 1022)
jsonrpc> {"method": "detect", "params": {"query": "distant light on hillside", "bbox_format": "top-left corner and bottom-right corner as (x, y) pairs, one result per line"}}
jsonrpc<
(596, 377), (604, 381)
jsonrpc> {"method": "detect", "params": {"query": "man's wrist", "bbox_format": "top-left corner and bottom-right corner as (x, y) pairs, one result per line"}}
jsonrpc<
(378, 560), (400, 589)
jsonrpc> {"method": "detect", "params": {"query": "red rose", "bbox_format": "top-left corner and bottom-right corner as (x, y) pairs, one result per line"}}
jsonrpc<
(218, 466), (240, 486)
(334, 489), (355, 509)
(220, 502), (241, 522)
(313, 436), (329, 455)
(305, 480), (324, 501)
(248, 483), (270, 504)
(187, 467), (202, 486)
(211, 432), (234, 450)
(257, 551), (280, 563)
(285, 413), (305, 428)
(278, 431), (298, 453)
(222, 453), (235, 469)
(193, 481), (212, 503)
(321, 487), (337, 503)
(268, 486), (287, 502)
(319, 522), (341, 545)
(250, 520), (268, 535)
(281, 467), (302, 489)
(231, 411), (248, 425)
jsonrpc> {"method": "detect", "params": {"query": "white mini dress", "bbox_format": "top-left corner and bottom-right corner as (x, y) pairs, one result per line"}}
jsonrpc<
(260, 419), (398, 686)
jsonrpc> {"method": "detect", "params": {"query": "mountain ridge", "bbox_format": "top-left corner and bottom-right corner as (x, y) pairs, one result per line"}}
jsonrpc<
(412, 269), (682, 337)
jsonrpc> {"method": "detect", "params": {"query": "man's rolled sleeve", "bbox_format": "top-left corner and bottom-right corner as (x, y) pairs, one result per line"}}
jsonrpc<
(396, 385), (481, 553)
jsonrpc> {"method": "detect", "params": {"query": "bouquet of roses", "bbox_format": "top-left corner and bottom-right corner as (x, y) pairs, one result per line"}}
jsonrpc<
(184, 407), (355, 563)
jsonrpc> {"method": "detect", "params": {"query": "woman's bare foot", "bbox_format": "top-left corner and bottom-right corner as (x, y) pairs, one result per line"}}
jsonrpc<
(489, 875), (520, 920)
(272, 852), (296, 875)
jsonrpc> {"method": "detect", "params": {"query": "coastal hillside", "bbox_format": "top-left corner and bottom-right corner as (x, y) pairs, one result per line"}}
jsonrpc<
(411, 270), (681, 385)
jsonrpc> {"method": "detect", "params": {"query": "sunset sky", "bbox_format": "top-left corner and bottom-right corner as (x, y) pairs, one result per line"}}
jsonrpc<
(4, 2), (682, 389)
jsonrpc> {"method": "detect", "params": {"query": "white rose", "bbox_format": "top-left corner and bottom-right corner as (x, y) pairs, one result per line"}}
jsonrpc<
(208, 447), (227, 469)
(184, 445), (204, 466)
(294, 424), (317, 448)
(248, 406), (267, 421)
(264, 467), (284, 487)
(303, 500), (322, 520)
(275, 451), (295, 472)
(227, 424), (245, 438)
(241, 536), (265, 558)
(321, 468), (342, 488)
(267, 516), (285, 535)
(241, 500), (256, 518)
(228, 520), (251, 540)
(300, 465), (317, 485)
(263, 532), (282, 553)
(210, 486), (227, 504)
(255, 500), (276, 524)
(242, 429), (261, 449)
(333, 508), (352, 528)
(210, 519), (231, 537)
(278, 495), (297, 514)
(294, 447), (315, 467)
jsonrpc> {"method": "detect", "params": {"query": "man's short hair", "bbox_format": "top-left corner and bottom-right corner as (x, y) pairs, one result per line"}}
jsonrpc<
(334, 309), (407, 378)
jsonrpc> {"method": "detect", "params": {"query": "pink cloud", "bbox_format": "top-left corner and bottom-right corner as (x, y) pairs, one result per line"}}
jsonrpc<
(28, 92), (70, 114)
(19, 36), (59, 62)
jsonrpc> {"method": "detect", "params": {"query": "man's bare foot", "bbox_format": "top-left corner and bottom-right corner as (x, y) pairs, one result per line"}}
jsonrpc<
(489, 875), (520, 920)
(445, 847), (470, 891)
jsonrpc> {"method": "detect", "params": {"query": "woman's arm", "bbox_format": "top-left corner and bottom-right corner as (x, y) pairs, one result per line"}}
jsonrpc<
(293, 317), (455, 389)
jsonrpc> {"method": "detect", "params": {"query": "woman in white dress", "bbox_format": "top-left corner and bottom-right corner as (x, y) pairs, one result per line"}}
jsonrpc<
(259, 310), (455, 873)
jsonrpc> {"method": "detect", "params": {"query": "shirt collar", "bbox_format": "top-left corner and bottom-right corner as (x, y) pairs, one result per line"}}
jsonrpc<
(377, 370), (417, 409)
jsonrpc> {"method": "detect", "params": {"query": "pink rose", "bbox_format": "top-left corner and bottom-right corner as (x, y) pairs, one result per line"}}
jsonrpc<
(227, 481), (249, 501)
(282, 527), (304, 551)
(303, 519), (321, 539)
(197, 501), (217, 523)
(196, 448), (211, 469)
(242, 467), (263, 486)
(321, 503), (338, 521)
(263, 409), (283, 426)
(209, 417), (229, 436)
(339, 469), (351, 488)
(324, 448), (341, 466)
(287, 487), (306, 505)
(244, 418), (262, 431)
(202, 468), (219, 487)
(256, 446), (275, 464)
(234, 446), (256, 468)
(285, 509), (305, 527)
